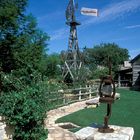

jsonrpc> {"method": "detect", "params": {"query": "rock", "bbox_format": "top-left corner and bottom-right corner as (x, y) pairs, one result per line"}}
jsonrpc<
(0, 123), (6, 140)
(48, 127), (79, 140)
(86, 105), (97, 109)
(75, 125), (134, 140)
(115, 93), (120, 100)
(86, 97), (100, 105)
(75, 127), (96, 139)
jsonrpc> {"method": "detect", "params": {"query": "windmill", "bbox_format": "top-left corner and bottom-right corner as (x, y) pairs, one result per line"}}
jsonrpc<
(62, 0), (82, 84)
(62, 0), (98, 84)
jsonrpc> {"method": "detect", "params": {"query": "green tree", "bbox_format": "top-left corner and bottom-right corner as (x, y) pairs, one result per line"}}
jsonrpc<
(0, 0), (27, 72)
(0, 0), (50, 139)
(84, 43), (129, 73)
(12, 15), (49, 84)
(45, 53), (61, 78)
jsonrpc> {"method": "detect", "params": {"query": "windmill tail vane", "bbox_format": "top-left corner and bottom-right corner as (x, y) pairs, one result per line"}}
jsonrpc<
(81, 7), (98, 17)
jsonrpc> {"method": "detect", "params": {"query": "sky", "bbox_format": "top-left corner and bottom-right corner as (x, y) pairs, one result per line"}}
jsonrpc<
(26, 0), (140, 59)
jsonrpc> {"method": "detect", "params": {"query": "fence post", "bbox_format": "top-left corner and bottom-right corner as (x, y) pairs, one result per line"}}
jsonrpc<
(79, 86), (82, 101)
(89, 85), (92, 99)
(63, 93), (66, 105)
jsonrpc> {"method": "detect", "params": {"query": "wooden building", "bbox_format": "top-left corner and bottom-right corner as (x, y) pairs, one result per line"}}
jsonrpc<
(130, 54), (140, 90)
(115, 61), (132, 87)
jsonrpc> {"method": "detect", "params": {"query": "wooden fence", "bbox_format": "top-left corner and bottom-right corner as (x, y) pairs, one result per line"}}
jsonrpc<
(47, 85), (99, 109)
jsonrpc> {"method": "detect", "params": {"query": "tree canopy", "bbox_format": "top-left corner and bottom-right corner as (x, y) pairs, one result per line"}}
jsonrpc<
(84, 43), (129, 72)
(0, 0), (50, 139)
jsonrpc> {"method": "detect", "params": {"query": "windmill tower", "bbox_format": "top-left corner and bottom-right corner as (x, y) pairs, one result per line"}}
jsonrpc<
(62, 0), (82, 84)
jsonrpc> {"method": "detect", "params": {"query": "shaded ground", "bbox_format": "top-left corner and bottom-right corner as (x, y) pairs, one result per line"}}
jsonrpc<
(56, 89), (140, 140)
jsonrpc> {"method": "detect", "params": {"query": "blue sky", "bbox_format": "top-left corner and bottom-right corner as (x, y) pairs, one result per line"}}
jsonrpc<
(27, 0), (140, 59)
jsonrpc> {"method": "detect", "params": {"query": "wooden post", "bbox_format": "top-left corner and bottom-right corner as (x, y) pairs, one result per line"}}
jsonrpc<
(0, 67), (2, 94)
(79, 86), (82, 101)
(118, 73), (121, 87)
(89, 85), (92, 99)
(63, 93), (66, 105)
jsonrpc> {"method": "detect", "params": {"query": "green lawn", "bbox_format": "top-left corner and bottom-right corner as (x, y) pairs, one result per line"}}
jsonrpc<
(56, 89), (140, 140)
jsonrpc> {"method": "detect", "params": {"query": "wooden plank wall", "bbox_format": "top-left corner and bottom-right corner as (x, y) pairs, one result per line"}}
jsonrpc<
(132, 61), (140, 89)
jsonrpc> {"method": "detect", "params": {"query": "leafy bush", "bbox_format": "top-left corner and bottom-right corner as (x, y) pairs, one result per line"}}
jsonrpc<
(0, 82), (48, 140)
(92, 67), (109, 79)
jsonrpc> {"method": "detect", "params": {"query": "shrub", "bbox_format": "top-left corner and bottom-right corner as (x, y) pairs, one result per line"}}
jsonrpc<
(0, 83), (48, 140)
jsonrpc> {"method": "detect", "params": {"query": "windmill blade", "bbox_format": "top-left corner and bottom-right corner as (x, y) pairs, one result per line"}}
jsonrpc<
(75, 2), (78, 10)
(66, 0), (75, 21)
(74, 0), (78, 10)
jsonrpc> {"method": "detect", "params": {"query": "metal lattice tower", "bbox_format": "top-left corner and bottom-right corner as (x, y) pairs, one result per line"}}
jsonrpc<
(62, 0), (82, 83)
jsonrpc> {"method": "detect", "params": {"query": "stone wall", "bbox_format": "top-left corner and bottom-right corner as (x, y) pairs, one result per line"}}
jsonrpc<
(0, 122), (6, 140)
(0, 117), (13, 140)
(75, 125), (134, 140)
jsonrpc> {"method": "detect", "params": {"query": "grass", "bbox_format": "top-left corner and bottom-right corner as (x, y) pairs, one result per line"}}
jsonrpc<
(56, 89), (140, 140)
